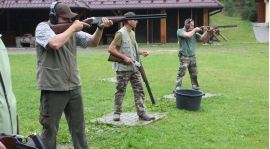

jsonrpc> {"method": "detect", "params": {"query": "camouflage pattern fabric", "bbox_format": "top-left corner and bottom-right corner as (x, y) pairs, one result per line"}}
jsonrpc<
(175, 53), (199, 90)
(114, 69), (146, 116)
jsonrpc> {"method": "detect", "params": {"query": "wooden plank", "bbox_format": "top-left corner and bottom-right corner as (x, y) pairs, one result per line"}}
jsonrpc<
(203, 8), (209, 43)
(203, 8), (208, 26)
(77, 10), (86, 20)
(0, 10), (5, 16)
(160, 9), (166, 44)
(147, 10), (149, 44)
(118, 10), (123, 28)
(258, 2), (266, 22)
(7, 10), (10, 31)
(177, 9), (179, 29)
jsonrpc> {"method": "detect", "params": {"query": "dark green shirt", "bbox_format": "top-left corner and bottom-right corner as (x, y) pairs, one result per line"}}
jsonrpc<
(177, 28), (201, 56)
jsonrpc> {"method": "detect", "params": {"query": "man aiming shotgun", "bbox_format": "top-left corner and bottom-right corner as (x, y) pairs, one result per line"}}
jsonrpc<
(50, 14), (167, 34)
(108, 12), (157, 122)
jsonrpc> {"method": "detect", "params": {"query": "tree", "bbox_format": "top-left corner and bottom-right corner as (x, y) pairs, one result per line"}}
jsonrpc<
(224, 0), (236, 17)
(241, 0), (257, 21)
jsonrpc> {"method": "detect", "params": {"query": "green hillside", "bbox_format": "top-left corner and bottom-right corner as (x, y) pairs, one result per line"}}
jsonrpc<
(209, 13), (257, 43)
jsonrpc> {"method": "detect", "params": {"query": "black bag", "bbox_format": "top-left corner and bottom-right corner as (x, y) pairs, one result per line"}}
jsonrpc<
(0, 133), (46, 149)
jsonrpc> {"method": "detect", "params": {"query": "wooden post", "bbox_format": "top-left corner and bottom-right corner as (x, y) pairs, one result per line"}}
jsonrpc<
(177, 9), (180, 29)
(203, 8), (209, 44)
(118, 10), (123, 29)
(147, 10), (149, 44)
(160, 9), (166, 44)
(7, 10), (10, 31)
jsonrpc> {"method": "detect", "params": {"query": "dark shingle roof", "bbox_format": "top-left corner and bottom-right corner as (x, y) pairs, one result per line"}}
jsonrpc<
(0, 0), (89, 9)
(0, 0), (223, 10)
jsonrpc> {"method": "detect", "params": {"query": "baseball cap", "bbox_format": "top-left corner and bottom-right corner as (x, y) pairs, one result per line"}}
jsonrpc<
(124, 12), (136, 17)
(55, 3), (78, 18)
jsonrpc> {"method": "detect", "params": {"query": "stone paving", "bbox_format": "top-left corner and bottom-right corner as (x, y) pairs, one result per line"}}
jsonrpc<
(96, 77), (221, 127)
(164, 93), (221, 99)
(91, 112), (167, 126)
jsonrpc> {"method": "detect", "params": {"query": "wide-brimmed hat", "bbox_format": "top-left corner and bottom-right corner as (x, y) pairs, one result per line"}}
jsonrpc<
(55, 3), (78, 18)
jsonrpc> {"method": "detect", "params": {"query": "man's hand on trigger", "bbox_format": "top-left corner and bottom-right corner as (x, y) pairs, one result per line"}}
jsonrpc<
(123, 56), (134, 64)
(71, 20), (90, 32)
(194, 27), (201, 32)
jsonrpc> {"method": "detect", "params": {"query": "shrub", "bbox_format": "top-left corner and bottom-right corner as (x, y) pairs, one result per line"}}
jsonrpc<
(224, 0), (236, 17)
(240, 0), (258, 21)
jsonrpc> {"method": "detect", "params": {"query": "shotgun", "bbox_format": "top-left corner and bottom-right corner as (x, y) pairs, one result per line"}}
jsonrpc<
(50, 14), (167, 34)
(108, 54), (156, 104)
(200, 24), (237, 30)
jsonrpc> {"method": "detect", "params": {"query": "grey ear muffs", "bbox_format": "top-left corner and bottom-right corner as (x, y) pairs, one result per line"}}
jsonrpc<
(185, 19), (193, 30)
(49, 2), (61, 24)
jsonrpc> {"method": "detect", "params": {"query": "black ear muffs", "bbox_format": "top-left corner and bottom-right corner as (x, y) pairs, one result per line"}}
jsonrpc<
(49, 2), (61, 24)
(185, 19), (193, 30)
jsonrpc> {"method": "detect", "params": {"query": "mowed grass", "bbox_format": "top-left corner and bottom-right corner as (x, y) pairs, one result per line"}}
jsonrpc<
(7, 13), (269, 148)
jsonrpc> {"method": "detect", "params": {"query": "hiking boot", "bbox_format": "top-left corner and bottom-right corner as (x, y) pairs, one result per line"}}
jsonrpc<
(113, 114), (120, 121)
(192, 85), (200, 90)
(174, 87), (181, 97)
(139, 113), (155, 121)
(173, 90), (176, 97)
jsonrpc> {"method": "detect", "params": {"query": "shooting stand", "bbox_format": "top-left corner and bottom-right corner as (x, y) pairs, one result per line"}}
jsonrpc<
(208, 28), (228, 42)
(204, 28), (229, 44)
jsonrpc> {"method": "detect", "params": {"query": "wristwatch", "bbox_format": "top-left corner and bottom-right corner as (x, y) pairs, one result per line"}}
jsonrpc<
(97, 24), (104, 30)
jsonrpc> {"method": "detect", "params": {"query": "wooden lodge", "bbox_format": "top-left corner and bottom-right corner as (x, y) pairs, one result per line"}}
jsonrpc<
(0, 0), (224, 47)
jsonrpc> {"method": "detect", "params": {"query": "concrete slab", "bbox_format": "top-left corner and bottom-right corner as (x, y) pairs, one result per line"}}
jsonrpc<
(164, 93), (221, 99)
(101, 77), (116, 82)
(252, 23), (269, 43)
(91, 112), (167, 126)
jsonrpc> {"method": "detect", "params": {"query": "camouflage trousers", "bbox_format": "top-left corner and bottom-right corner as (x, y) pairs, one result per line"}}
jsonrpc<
(175, 53), (199, 90)
(114, 69), (146, 116)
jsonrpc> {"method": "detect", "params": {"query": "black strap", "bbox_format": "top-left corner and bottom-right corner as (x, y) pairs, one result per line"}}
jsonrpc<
(0, 72), (13, 134)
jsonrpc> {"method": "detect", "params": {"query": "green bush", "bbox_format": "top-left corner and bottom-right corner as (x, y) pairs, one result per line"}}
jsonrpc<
(224, 0), (235, 17)
(240, 0), (257, 21)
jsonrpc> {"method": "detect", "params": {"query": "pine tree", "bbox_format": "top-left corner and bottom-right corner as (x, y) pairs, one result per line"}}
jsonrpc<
(224, 0), (236, 17)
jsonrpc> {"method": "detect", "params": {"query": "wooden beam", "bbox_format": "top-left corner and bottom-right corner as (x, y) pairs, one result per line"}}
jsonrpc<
(203, 8), (209, 43)
(111, 10), (118, 16)
(0, 10), (5, 16)
(160, 9), (166, 44)
(78, 10), (86, 20)
(147, 10), (149, 44)
(177, 9), (180, 29)
(7, 10), (10, 31)
(203, 8), (208, 26)
(119, 10), (123, 29)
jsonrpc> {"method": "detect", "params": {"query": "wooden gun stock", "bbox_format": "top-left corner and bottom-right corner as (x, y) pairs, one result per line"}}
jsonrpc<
(107, 54), (125, 63)
(50, 14), (167, 34)
(108, 54), (156, 104)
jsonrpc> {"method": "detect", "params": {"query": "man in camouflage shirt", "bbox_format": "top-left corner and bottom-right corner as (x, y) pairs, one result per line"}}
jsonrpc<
(108, 12), (155, 121)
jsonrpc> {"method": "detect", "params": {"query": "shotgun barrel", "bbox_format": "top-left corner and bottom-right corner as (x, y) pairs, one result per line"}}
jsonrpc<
(50, 14), (167, 34)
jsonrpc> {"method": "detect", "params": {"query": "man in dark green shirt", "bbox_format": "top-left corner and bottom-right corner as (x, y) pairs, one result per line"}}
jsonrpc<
(175, 18), (212, 93)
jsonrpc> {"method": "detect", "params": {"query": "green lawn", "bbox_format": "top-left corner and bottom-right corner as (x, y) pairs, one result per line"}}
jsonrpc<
(7, 13), (269, 148)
